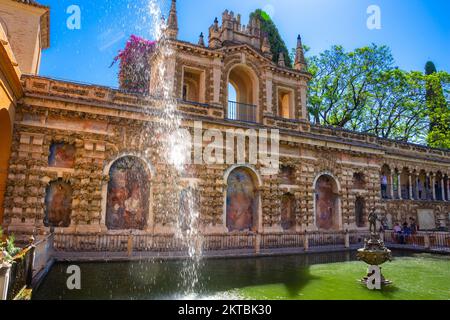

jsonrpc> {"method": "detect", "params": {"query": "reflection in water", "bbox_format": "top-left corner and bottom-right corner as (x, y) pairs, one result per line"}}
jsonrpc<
(34, 250), (449, 300)
(34, 251), (357, 300)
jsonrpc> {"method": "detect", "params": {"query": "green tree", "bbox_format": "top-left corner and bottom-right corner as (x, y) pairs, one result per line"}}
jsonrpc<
(425, 71), (450, 149)
(307, 44), (450, 146)
(250, 9), (292, 67)
(424, 62), (450, 149)
(307, 44), (394, 128)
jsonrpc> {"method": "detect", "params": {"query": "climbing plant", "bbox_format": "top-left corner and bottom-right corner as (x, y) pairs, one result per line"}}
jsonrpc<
(250, 9), (292, 67)
(112, 35), (157, 94)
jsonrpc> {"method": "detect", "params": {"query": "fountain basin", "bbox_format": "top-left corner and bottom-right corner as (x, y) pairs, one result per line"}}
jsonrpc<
(356, 248), (392, 265)
(32, 250), (450, 300)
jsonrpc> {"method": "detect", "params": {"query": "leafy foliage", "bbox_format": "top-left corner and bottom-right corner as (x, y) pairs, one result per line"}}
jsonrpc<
(425, 71), (450, 149)
(112, 35), (157, 94)
(307, 44), (450, 147)
(250, 9), (292, 67)
(0, 228), (20, 263)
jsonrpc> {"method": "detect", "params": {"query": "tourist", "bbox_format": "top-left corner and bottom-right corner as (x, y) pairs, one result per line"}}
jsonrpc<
(393, 223), (402, 243)
(402, 222), (412, 244)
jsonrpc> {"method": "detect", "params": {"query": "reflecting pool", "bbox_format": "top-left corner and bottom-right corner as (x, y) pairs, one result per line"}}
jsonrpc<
(33, 251), (450, 300)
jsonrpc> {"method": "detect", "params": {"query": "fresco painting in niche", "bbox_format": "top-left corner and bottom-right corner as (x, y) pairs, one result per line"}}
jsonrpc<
(315, 175), (339, 230)
(226, 168), (258, 232)
(281, 193), (295, 230)
(48, 142), (76, 168)
(44, 180), (72, 227)
(106, 157), (149, 230)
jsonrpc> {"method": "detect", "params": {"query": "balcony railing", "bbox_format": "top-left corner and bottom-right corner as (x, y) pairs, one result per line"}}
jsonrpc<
(227, 101), (257, 123)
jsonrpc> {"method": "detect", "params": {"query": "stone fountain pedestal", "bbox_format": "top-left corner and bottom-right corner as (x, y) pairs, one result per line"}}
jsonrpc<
(357, 232), (392, 287)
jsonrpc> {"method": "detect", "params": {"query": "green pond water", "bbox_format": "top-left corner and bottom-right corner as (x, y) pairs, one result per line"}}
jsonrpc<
(33, 251), (450, 300)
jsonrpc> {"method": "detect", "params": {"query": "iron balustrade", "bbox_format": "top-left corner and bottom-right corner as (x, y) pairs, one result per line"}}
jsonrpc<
(227, 101), (257, 123)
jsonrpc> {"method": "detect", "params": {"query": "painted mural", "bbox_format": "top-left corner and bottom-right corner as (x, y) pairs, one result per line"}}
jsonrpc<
(281, 193), (295, 230)
(48, 142), (76, 168)
(315, 175), (339, 230)
(44, 179), (72, 228)
(106, 157), (149, 230)
(226, 168), (258, 232)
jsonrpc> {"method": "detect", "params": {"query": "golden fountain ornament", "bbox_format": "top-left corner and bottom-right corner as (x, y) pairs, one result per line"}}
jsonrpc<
(357, 208), (392, 288)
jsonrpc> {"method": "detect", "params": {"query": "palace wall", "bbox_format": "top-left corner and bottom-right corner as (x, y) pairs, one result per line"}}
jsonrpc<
(2, 75), (450, 238)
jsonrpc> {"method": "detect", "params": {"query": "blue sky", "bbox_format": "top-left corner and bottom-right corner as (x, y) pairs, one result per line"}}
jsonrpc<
(38, 0), (450, 88)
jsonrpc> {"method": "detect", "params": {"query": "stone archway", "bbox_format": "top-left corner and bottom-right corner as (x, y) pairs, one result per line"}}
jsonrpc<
(0, 109), (12, 225)
(225, 166), (261, 232)
(314, 174), (341, 230)
(226, 64), (259, 122)
(105, 156), (151, 230)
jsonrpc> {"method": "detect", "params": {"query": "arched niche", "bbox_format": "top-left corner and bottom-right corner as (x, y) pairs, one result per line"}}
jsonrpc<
(44, 179), (72, 228)
(314, 173), (341, 231)
(380, 164), (391, 199)
(105, 156), (151, 230)
(281, 193), (296, 231)
(355, 196), (366, 228)
(225, 166), (261, 232)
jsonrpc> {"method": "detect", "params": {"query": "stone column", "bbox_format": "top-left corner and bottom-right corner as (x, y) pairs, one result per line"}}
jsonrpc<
(398, 172), (402, 200)
(409, 174), (413, 200)
(212, 57), (222, 105)
(441, 179), (445, 201)
(416, 173), (420, 200)
(447, 179), (450, 201)
(344, 230), (350, 248)
(265, 71), (273, 114)
(390, 173), (395, 199)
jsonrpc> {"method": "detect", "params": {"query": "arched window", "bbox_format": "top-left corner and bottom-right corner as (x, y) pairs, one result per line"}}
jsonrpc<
(281, 193), (295, 231)
(393, 169), (400, 199)
(380, 165), (391, 199)
(49, 142), (76, 168)
(227, 65), (258, 123)
(418, 170), (427, 200)
(44, 179), (72, 228)
(355, 197), (365, 228)
(400, 168), (410, 199)
(106, 156), (150, 230)
(314, 174), (340, 230)
(226, 167), (259, 232)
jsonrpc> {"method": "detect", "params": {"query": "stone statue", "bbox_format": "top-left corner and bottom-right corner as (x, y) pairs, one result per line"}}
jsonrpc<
(357, 206), (393, 288)
(368, 207), (379, 234)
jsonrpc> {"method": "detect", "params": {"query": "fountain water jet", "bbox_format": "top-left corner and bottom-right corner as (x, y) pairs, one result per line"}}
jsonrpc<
(143, 0), (204, 297)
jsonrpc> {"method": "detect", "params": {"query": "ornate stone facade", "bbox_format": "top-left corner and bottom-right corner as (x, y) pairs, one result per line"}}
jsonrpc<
(1, 2), (450, 243)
